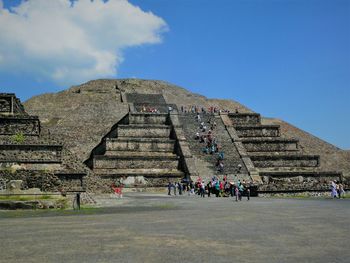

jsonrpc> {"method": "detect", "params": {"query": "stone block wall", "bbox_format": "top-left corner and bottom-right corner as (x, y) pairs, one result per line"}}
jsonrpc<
(0, 93), (27, 115)
(0, 96), (11, 113)
(0, 170), (85, 192)
(94, 156), (178, 170)
(105, 138), (175, 152)
(235, 126), (280, 137)
(0, 170), (61, 192)
(0, 144), (62, 163)
(243, 140), (298, 152)
(0, 116), (40, 136)
(251, 156), (319, 168)
(259, 173), (342, 192)
(228, 113), (261, 126)
(129, 113), (169, 125)
(117, 125), (171, 138)
(126, 93), (167, 105)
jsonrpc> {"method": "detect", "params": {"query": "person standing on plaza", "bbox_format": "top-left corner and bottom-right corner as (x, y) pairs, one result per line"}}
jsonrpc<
(338, 182), (345, 199)
(200, 181), (206, 198)
(331, 180), (338, 198)
(174, 182), (178, 195)
(178, 182), (183, 195)
(167, 182), (172, 196)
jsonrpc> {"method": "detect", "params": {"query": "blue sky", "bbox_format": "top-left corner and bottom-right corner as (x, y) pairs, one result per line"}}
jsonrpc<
(0, 0), (349, 149)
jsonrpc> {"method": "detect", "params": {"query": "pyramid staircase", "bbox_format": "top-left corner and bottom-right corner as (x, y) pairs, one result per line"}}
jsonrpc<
(90, 112), (185, 187)
(224, 112), (342, 192)
(178, 113), (251, 182)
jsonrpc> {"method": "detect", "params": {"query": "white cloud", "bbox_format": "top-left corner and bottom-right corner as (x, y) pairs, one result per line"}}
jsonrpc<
(0, 0), (167, 85)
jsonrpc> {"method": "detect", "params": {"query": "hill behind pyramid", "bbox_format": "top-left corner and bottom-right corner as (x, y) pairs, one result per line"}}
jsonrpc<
(23, 79), (350, 184)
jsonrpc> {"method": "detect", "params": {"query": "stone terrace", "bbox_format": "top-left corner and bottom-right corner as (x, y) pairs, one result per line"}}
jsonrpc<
(0, 93), (87, 192)
(88, 111), (185, 188)
(225, 112), (343, 192)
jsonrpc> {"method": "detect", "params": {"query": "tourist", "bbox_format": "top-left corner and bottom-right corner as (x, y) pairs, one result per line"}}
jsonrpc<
(178, 182), (183, 195)
(245, 182), (251, 201)
(174, 182), (178, 195)
(167, 182), (172, 195)
(337, 182), (345, 199)
(218, 161), (224, 173)
(190, 181), (195, 195)
(331, 180), (338, 198)
(199, 181), (205, 197)
(215, 181), (220, 197)
(234, 184), (239, 201)
(237, 164), (242, 173)
(238, 181), (244, 201)
(229, 182), (234, 197)
(195, 132), (200, 140)
(217, 151), (224, 161)
(207, 181), (212, 197)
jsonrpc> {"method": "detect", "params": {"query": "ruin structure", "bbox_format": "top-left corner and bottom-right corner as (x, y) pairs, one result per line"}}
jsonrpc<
(0, 93), (87, 192)
(16, 79), (349, 194)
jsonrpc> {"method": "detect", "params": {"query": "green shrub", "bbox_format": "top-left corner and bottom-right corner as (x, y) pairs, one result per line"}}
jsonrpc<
(11, 132), (25, 144)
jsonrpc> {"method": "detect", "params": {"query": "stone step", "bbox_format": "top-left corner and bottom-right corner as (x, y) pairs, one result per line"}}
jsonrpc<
(104, 151), (176, 158)
(259, 170), (342, 178)
(257, 167), (316, 173)
(95, 168), (184, 178)
(129, 113), (169, 125)
(250, 154), (320, 168)
(0, 144), (62, 163)
(105, 137), (175, 152)
(93, 155), (179, 169)
(235, 125), (280, 137)
(258, 170), (342, 192)
(242, 138), (299, 152)
(0, 115), (40, 136)
(228, 113), (261, 126)
(117, 124), (171, 138)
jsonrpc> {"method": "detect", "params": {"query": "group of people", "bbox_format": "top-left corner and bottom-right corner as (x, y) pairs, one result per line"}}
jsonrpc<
(167, 181), (194, 196)
(167, 176), (252, 201)
(330, 180), (346, 199)
(180, 105), (231, 114)
(196, 176), (251, 201)
(194, 114), (225, 173)
(140, 105), (160, 113)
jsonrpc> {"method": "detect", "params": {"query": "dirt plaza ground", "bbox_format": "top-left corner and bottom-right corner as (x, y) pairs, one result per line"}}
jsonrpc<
(0, 193), (349, 263)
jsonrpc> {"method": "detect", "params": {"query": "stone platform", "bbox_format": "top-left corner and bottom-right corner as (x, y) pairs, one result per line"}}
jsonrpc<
(224, 112), (343, 192)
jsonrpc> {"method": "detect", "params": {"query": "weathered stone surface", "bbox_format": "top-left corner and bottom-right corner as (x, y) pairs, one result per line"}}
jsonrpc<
(0, 144), (62, 163)
(129, 113), (169, 125)
(7, 180), (23, 191)
(0, 93), (87, 192)
(235, 125), (280, 137)
(242, 138), (299, 152)
(0, 201), (40, 210)
(229, 113), (261, 126)
(0, 116), (40, 135)
(263, 118), (350, 179)
(117, 124), (171, 138)
(0, 93), (27, 115)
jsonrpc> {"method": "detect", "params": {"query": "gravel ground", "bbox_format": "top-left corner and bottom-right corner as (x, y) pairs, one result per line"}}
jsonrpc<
(0, 193), (349, 263)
